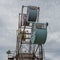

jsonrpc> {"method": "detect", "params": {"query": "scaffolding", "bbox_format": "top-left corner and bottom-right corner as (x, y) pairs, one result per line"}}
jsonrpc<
(7, 5), (48, 60)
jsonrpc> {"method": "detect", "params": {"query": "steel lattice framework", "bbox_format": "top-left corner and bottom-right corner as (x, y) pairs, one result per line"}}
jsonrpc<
(7, 5), (48, 60)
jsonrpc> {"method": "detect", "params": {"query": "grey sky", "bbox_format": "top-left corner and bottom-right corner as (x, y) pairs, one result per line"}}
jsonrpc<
(0, 0), (60, 60)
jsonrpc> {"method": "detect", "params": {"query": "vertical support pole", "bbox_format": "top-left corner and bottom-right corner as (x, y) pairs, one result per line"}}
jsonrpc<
(39, 45), (43, 60)
(37, 7), (40, 22)
(20, 6), (23, 60)
(17, 38), (20, 60)
(18, 13), (21, 29)
(41, 45), (43, 60)
(20, 5), (24, 60)
(29, 40), (31, 53)
(21, 5), (24, 26)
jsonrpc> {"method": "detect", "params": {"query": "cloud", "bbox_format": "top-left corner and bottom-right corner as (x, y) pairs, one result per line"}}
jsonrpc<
(0, 0), (18, 60)
(44, 31), (60, 60)
(0, 0), (60, 60)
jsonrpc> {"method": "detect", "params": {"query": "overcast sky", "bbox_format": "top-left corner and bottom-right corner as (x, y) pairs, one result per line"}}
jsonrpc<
(0, 0), (60, 60)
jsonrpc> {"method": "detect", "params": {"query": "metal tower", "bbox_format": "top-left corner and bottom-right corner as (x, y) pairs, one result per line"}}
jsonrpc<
(7, 5), (48, 60)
